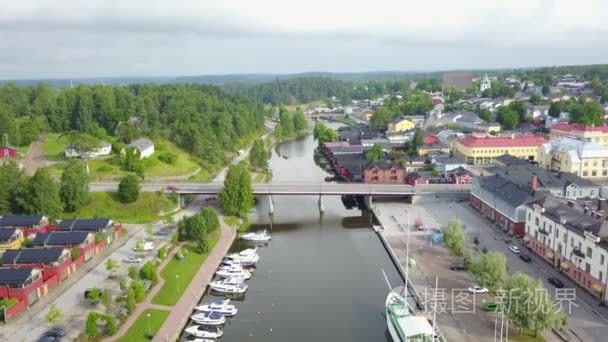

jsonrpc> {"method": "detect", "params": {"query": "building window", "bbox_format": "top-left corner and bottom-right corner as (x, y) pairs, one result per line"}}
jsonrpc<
(587, 247), (592, 258)
(603, 170), (607, 176)
(600, 271), (604, 283)
(594, 161), (598, 166)
(586, 263), (591, 273)
(601, 254), (605, 265)
(583, 171), (588, 177)
(535, 217), (539, 226)
(592, 171), (597, 177)
(558, 243), (562, 255)
(591, 190), (595, 196)
(584, 162), (588, 167)
(528, 213), (531, 220)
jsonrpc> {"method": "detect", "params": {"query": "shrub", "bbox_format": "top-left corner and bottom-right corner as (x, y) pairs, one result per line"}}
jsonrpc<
(128, 266), (138, 280)
(157, 246), (168, 260)
(126, 288), (136, 314)
(23, 238), (34, 248)
(95, 233), (106, 244)
(131, 281), (146, 303)
(158, 152), (177, 164)
(118, 174), (141, 203)
(139, 261), (158, 284)
(119, 279), (129, 292)
(85, 311), (101, 337)
(105, 315), (118, 336)
(96, 165), (113, 173)
(71, 247), (81, 261)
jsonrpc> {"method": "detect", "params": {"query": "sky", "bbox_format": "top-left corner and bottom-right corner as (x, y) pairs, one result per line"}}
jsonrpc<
(0, 0), (606, 79)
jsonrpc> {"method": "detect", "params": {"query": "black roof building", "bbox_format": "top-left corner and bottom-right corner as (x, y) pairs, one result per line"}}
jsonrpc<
(0, 215), (46, 228)
(58, 218), (112, 232)
(0, 268), (38, 286)
(33, 231), (90, 247)
(365, 160), (403, 170)
(0, 228), (20, 242)
(2, 247), (67, 265)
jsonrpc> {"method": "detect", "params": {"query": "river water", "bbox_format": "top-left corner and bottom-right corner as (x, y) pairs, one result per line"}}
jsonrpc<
(186, 131), (403, 342)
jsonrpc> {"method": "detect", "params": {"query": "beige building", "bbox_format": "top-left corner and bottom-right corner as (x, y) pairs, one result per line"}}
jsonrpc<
(539, 136), (608, 179)
(550, 123), (608, 146)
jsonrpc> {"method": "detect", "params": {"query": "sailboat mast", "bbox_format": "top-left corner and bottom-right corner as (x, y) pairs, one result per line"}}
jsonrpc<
(404, 209), (410, 297)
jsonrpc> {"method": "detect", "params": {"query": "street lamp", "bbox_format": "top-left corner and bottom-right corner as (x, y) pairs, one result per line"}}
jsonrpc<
(176, 275), (180, 294)
(146, 313), (151, 338)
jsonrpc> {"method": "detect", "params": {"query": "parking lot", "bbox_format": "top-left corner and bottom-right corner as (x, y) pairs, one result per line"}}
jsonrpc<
(375, 200), (608, 342)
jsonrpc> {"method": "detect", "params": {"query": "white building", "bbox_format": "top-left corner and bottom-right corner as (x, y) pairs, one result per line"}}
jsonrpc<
(65, 142), (112, 158)
(124, 138), (155, 159)
(480, 74), (491, 92)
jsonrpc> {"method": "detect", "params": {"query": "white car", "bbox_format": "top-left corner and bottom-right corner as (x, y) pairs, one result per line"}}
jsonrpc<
(123, 256), (143, 264)
(467, 286), (489, 294)
(508, 245), (520, 254)
(143, 241), (155, 251)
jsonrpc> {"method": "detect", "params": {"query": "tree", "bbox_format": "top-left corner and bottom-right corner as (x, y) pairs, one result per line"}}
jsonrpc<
(548, 101), (562, 118)
(505, 273), (566, 337)
(196, 231), (209, 253)
(60, 159), (90, 212)
(470, 252), (508, 291)
(106, 258), (119, 276)
(293, 108), (308, 131)
(157, 245), (168, 259)
(45, 304), (63, 325)
(0, 161), (24, 215)
(366, 144), (384, 162)
(131, 281), (146, 303)
(312, 122), (338, 143)
(105, 314), (118, 336)
(122, 147), (143, 173)
(101, 289), (113, 314)
(200, 206), (220, 232)
(118, 174), (140, 203)
(17, 167), (63, 217)
(139, 261), (158, 284)
(496, 106), (519, 129)
(529, 93), (543, 105)
(87, 288), (101, 304)
(509, 100), (527, 121)
(369, 107), (391, 129)
(249, 138), (269, 171)
(219, 164), (254, 218)
(388, 150), (405, 160)
(279, 110), (295, 137)
(442, 220), (469, 257)
(478, 109), (492, 122)
(541, 85), (551, 96)
(85, 311), (100, 337)
(126, 288), (136, 314)
(128, 265), (138, 279)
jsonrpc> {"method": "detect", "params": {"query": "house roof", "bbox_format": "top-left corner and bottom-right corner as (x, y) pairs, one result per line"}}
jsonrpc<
(477, 175), (549, 208)
(127, 138), (154, 152)
(58, 218), (112, 232)
(0, 215), (45, 228)
(0, 228), (19, 242)
(33, 231), (90, 246)
(365, 161), (404, 171)
(2, 247), (66, 264)
(0, 268), (36, 286)
(457, 134), (545, 148)
(542, 136), (608, 160)
(551, 123), (608, 134)
(495, 154), (532, 166)
(447, 166), (473, 177)
(485, 161), (598, 190)
(423, 135), (439, 145)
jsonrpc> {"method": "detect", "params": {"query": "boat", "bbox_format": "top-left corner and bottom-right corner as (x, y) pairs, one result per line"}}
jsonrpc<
(209, 278), (249, 294)
(385, 286), (436, 342)
(225, 248), (260, 267)
(324, 176), (334, 182)
(189, 339), (215, 342)
(185, 325), (223, 339)
(216, 264), (252, 280)
(194, 299), (238, 317)
(190, 311), (226, 326)
(240, 229), (271, 242)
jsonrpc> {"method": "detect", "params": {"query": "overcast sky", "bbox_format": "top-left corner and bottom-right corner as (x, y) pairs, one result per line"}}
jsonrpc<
(0, 0), (606, 79)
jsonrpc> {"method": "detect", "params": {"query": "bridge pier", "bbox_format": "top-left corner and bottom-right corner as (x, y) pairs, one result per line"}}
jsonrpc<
(318, 195), (325, 214)
(268, 195), (274, 215)
(364, 195), (373, 210)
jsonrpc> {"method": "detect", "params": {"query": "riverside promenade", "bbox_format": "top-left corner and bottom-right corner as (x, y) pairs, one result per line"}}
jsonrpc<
(154, 219), (236, 342)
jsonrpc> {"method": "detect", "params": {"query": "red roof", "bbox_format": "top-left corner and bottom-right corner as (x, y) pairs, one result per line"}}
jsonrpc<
(457, 135), (546, 148)
(423, 135), (439, 145)
(551, 123), (608, 133)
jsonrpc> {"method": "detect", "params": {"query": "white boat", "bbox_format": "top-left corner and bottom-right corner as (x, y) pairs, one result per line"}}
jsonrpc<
(225, 248), (260, 267)
(190, 311), (226, 326)
(386, 286), (436, 342)
(209, 278), (248, 294)
(189, 339), (214, 342)
(185, 325), (223, 339)
(194, 299), (238, 317)
(216, 264), (252, 280)
(241, 229), (271, 242)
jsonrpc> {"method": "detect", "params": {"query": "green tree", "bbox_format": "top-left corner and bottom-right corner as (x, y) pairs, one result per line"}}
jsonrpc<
(548, 101), (562, 118)
(366, 144), (384, 162)
(118, 174), (140, 203)
(200, 206), (220, 232)
(196, 230), (209, 253)
(470, 252), (508, 291)
(128, 265), (138, 279)
(101, 289), (112, 314)
(496, 107), (519, 129)
(106, 258), (119, 277)
(478, 109), (492, 122)
(122, 147), (143, 173)
(442, 220), (469, 257)
(87, 288), (101, 303)
(249, 138), (269, 171)
(45, 304), (63, 325)
(0, 161), (24, 215)
(541, 85), (551, 96)
(509, 100), (527, 121)
(131, 281), (146, 303)
(370, 107), (391, 129)
(60, 159), (90, 212)
(279, 110), (295, 137)
(17, 167), (63, 217)
(505, 273), (566, 337)
(105, 314), (118, 336)
(139, 261), (158, 284)
(157, 245), (168, 259)
(529, 93), (543, 105)
(85, 311), (100, 337)
(293, 108), (309, 131)
(219, 164), (254, 218)
(126, 288), (136, 314)
(312, 122), (338, 143)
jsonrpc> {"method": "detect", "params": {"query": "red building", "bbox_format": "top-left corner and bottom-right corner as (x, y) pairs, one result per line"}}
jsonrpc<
(33, 231), (96, 264)
(0, 215), (51, 237)
(446, 166), (474, 184)
(0, 146), (17, 159)
(423, 135), (439, 145)
(2, 247), (74, 282)
(0, 268), (45, 306)
(363, 161), (405, 183)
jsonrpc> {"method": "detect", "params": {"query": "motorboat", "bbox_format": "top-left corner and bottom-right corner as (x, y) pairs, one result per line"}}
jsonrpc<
(386, 286), (436, 342)
(225, 248), (260, 267)
(190, 311), (226, 326)
(209, 278), (249, 294)
(185, 325), (223, 339)
(194, 299), (238, 317)
(240, 229), (271, 242)
(216, 264), (252, 280)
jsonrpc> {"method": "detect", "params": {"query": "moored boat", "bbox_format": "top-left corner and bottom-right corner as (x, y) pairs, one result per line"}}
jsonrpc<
(185, 325), (223, 339)
(216, 264), (252, 280)
(209, 278), (249, 294)
(225, 248), (260, 267)
(190, 311), (226, 326)
(386, 286), (436, 342)
(240, 229), (271, 242)
(194, 299), (238, 317)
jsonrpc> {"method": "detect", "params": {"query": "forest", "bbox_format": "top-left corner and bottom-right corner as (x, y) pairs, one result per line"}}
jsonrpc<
(0, 82), (267, 170)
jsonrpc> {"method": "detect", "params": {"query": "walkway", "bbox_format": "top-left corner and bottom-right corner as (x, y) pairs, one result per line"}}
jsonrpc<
(20, 136), (47, 176)
(154, 220), (236, 341)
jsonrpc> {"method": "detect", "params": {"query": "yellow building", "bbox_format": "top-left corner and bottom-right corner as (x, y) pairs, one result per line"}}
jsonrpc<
(539, 136), (608, 178)
(550, 123), (608, 146)
(418, 142), (449, 156)
(0, 228), (24, 251)
(473, 122), (501, 134)
(387, 117), (415, 132)
(453, 134), (546, 164)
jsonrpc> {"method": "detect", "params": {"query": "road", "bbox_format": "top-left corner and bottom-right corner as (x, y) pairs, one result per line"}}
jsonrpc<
(20, 137), (48, 176)
(379, 201), (608, 342)
(89, 181), (471, 195)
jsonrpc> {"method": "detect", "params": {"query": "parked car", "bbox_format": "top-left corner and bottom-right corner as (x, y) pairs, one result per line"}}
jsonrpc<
(155, 229), (171, 236)
(508, 245), (520, 254)
(37, 327), (66, 342)
(143, 241), (155, 251)
(519, 254), (532, 263)
(467, 285), (489, 294)
(548, 277), (564, 288)
(483, 302), (503, 312)
(123, 256), (143, 264)
(449, 262), (468, 271)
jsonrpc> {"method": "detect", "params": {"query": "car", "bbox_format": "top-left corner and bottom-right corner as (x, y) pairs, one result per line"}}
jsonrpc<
(123, 256), (143, 264)
(38, 327), (66, 341)
(155, 229), (171, 236)
(483, 302), (503, 312)
(467, 286), (489, 294)
(143, 241), (155, 251)
(508, 245), (520, 254)
(449, 262), (468, 271)
(548, 277), (564, 288)
(519, 254), (532, 262)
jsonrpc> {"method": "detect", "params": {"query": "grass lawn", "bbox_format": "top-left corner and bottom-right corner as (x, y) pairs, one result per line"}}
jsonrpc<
(511, 334), (544, 342)
(188, 168), (213, 182)
(331, 115), (360, 126)
(17, 144), (31, 155)
(117, 309), (170, 342)
(144, 140), (200, 177)
(252, 172), (267, 183)
(223, 215), (240, 227)
(61, 192), (175, 224)
(152, 230), (221, 306)
(42, 133), (70, 161)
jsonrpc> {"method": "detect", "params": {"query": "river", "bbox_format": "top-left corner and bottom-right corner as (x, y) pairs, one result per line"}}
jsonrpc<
(185, 131), (403, 342)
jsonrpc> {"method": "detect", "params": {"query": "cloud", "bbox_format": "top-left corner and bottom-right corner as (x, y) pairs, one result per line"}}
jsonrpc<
(0, 0), (606, 78)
